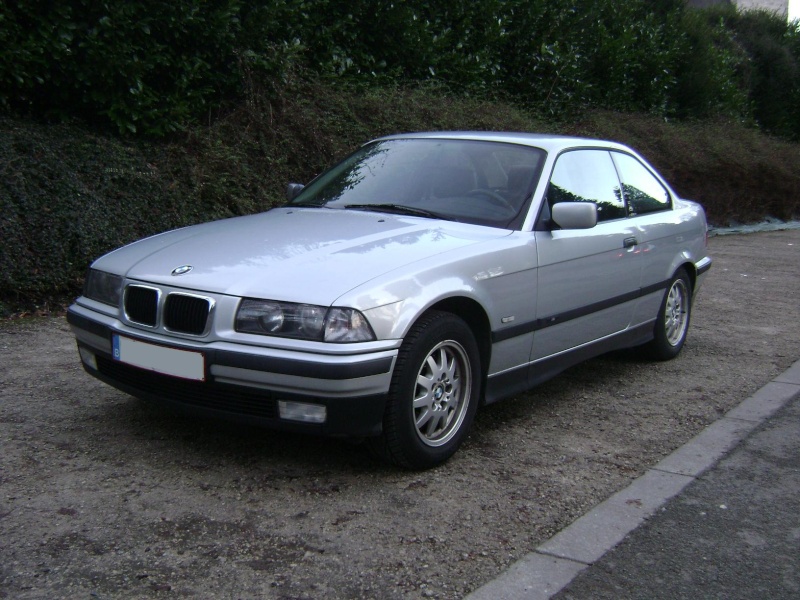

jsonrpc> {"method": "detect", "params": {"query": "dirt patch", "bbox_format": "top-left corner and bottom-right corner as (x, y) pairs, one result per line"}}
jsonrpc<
(1, 231), (798, 599)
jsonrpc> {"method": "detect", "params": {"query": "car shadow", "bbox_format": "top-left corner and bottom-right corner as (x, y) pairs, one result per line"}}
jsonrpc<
(473, 347), (660, 436)
(94, 394), (387, 475)
(87, 346), (666, 474)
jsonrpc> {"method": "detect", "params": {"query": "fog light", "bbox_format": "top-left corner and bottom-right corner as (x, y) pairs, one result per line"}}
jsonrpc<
(78, 347), (98, 370)
(278, 401), (327, 424)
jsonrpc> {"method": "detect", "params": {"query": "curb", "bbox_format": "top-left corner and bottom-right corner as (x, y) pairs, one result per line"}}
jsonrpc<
(466, 358), (800, 600)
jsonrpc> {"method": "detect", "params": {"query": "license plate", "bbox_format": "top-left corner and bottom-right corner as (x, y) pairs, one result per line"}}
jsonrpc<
(112, 335), (205, 381)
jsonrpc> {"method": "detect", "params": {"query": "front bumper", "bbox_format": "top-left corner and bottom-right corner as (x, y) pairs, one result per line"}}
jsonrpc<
(67, 305), (397, 436)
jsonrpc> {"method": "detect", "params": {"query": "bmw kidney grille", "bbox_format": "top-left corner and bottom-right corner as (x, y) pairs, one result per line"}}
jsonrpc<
(124, 285), (211, 335)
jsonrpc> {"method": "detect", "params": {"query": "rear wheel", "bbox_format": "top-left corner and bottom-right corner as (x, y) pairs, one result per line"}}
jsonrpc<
(369, 311), (481, 469)
(646, 268), (692, 360)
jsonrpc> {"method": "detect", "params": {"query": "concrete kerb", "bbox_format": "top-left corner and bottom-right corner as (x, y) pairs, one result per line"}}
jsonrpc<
(466, 358), (800, 600)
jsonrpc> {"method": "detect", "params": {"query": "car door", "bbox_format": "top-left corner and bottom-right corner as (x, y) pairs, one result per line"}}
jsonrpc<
(532, 149), (643, 362)
(610, 151), (679, 326)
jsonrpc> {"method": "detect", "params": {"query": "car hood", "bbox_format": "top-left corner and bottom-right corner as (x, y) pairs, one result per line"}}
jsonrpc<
(94, 208), (511, 306)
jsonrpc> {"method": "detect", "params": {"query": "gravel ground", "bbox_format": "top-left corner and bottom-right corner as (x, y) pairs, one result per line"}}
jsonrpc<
(1, 230), (798, 600)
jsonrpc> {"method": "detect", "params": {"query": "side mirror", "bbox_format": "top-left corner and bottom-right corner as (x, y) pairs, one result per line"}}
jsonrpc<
(286, 183), (305, 201)
(551, 202), (598, 230)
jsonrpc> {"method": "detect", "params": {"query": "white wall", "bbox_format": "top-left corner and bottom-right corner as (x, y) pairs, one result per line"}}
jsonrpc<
(689, 1), (794, 19)
(736, 0), (788, 16)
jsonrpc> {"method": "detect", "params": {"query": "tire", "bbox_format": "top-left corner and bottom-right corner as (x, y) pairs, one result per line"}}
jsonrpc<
(646, 268), (692, 360)
(369, 311), (481, 470)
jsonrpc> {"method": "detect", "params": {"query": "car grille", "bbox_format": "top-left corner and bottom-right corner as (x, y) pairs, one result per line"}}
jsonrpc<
(125, 286), (158, 326)
(124, 285), (211, 335)
(165, 294), (210, 335)
(96, 355), (278, 419)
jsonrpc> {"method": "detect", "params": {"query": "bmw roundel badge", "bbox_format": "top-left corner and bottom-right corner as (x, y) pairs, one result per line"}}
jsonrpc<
(171, 265), (193, 276)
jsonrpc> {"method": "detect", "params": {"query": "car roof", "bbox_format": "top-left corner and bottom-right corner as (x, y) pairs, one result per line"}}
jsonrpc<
(373, 131), (629, 154)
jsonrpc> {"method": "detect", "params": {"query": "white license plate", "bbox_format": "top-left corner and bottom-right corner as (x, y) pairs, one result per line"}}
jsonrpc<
(112, 335), (205, 381)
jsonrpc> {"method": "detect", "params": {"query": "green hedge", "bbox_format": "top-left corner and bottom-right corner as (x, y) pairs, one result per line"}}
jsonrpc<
(2, 1), (798, 138)
(0, 0), (248, 135)
(0, 119), (193, 305)
(3, 83), (799, 316)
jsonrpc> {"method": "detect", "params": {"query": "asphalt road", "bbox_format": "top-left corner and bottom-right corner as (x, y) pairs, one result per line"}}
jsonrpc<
(554, 374), (800, 600)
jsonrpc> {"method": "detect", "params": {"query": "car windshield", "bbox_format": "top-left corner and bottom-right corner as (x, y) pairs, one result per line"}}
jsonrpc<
(290, 139), (546, 229)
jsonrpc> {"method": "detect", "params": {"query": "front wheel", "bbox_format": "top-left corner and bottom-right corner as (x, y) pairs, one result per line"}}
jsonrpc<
(369, 311), (481, 469)
(645, 268), (692, 360)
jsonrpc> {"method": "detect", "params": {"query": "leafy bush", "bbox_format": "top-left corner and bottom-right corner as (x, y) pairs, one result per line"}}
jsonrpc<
(3, 81), (799, 317)
(670, 6), (751, 120)
(5, 0), (797, 139)
(670, 5), (800, 138)
(0, 0), (252, 135)
(2, 1), (800, 318)
(0, 118), (199, 308)
(499, 0), (686, 115)
(729, 10), (800, 140)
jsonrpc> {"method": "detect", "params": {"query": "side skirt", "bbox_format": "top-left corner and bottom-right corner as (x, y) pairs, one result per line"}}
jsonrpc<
(483, 322), (654, 406)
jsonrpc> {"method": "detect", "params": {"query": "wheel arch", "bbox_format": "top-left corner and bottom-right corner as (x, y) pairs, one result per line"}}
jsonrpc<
(369, 304), (485, 469)
(677, 260), (697, 292)
(425, 296), (492, 386)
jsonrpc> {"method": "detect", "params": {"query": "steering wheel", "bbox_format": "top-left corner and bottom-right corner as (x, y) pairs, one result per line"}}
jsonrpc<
(466, 188), (515, 212)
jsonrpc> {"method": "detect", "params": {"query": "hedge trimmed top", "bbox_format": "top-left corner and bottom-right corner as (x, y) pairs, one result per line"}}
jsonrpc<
(1, 1), (799, 139)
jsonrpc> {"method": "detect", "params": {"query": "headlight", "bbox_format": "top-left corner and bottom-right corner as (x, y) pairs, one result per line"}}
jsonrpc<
(236, 299), (375, 343)
(84, 269), (123, 306)
(324, 307), (375, 342)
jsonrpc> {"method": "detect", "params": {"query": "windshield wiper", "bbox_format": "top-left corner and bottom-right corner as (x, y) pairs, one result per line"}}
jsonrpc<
(285, 202), (330, 208)
(344, 204), (452, 221)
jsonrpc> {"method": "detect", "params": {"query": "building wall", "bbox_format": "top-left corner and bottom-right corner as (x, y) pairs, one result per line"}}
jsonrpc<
(736, 0), (788, 16)
(688, 0), (788, 17)
(688, 0), (733, 8)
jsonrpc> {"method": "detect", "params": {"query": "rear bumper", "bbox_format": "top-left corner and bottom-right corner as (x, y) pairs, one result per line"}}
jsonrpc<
(694, 255), (713, 295)
(67, 305), (396, 437)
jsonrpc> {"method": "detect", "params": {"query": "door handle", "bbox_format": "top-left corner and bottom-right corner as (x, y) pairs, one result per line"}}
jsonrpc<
(623, 237), (638, 248)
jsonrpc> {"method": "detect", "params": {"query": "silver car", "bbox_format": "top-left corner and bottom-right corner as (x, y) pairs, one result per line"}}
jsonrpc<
(68, 132), (712, 469)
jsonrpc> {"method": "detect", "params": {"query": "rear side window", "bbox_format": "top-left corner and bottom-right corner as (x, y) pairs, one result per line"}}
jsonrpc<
(547, 150), (626, 222)
(612, 153), (671, 216)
